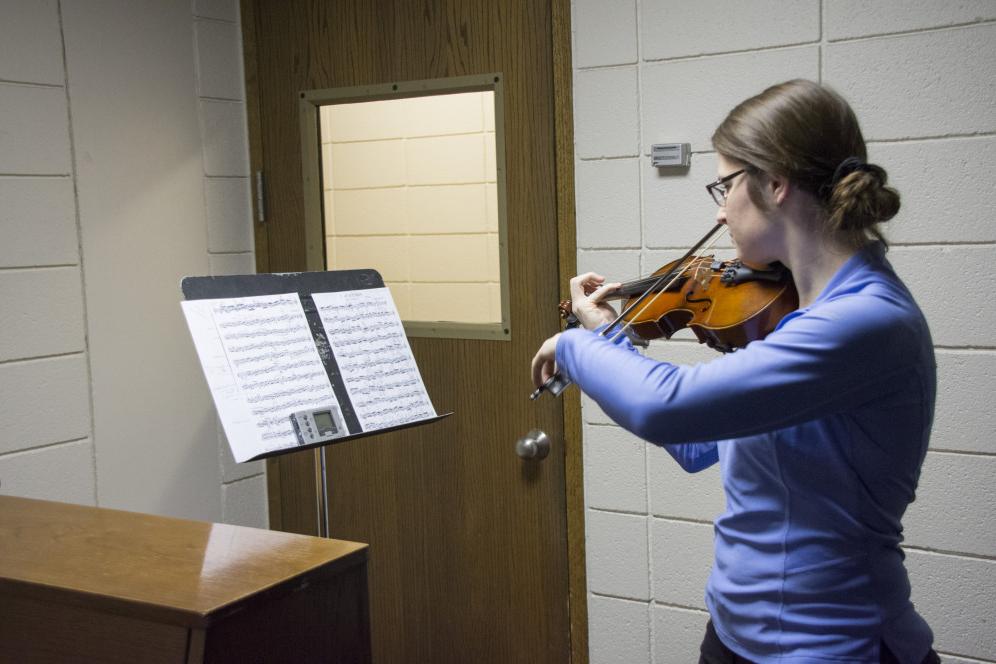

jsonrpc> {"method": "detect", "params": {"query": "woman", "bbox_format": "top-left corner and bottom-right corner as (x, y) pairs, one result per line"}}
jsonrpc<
(532, 80), (939, 663)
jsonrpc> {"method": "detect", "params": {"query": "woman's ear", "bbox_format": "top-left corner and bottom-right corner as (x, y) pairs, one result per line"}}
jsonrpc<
(767, 172), (791, 206)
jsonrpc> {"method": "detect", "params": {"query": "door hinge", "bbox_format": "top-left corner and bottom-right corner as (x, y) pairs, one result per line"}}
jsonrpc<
(255, 170), (266, 224)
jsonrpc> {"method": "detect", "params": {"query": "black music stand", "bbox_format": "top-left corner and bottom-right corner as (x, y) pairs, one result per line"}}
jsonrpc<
(182, 269), (450, 536)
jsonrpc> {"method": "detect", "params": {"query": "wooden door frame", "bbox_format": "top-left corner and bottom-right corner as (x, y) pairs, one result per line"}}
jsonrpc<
(239, 1), (586, 661)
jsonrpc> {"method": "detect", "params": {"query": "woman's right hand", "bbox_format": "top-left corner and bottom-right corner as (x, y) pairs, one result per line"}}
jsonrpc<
(569, 272), (620, 330)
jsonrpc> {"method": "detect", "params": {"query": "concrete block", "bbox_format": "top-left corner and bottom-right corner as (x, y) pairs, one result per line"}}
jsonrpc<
(204, 177), (253, 253)
(404, 92), (484, 137)
(325, 98), (407, 143)
(409, 235), (494, 282)
(485, 131), (496, 182)
(577, 248), (641, 284)
(208, 252), (255, 276)
(322, 142), (334, 189)
(332, 186), (409, 235)
(195, 19), (243, 100)
(194, 0), (239, 23)
(643, 152), (725, 250)
(641, 0), (818, 60)
(386, 283), (411, 319)
(652, 605), (710, 664)
(486, 183), (498, 232)
(0, 267), (84, 362)
(932, 350), (996, 455)
(199, 99), (250, 176)
(651, 518), (713, 609)
(406, 134), (486, 185)
(0, 355), (90, 455)
(644, 338), (722, 366)
(407, 184), (486, 235)
(331, 140), (407, 189)
(827, 0), (996, 41)
(332, 236), (409, 281)
(576, 157), (641, 249)
(648, 444), (724, 523)
(0, 83), (72, 174)
(888, 245), (996, 348)
(825, 25), (996, 140)
(408, 283), (495, 324)
(641, 47), (818, 153)
(218, 419), (264, 483)
(0, 0), (63, 85)
(869, 136), (996, 244)
(588, 594), (651, 664)
(906, 549), (996, 659)
(574, 66), (639, 159)
(488, 283), (501, 322)
(584, 424), (648, 513)
(483, 93), (495, 132)
(221, 473), (268, 528)
(0, 440), (95, 506)
(0, 177), (78, 268)
(904, 452), (995, 558)
(587, 509), (651, 600)
(573, 0), (637, 69)
(944, 656), (991, 664)
(583, 394), (615, 426)
(486, 236), (500, 282)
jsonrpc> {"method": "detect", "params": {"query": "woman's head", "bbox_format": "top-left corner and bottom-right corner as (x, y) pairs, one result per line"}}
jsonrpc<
(711, 79), (899, 249)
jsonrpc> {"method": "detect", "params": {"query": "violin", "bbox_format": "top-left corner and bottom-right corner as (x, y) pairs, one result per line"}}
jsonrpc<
(531, 223), (798, 399)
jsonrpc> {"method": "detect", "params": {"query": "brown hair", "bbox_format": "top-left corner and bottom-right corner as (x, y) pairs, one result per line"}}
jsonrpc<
(711, 79), (900, 249)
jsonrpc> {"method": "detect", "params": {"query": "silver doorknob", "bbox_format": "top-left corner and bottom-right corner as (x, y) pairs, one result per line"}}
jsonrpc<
(515, 429), (550, 460)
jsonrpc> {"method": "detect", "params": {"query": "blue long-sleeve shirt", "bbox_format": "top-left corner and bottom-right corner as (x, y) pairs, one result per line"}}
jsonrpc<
(556, 243), (936, 662)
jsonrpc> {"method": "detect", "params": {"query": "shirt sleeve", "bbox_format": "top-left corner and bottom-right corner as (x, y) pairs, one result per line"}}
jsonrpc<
(555, 293), (921, 450)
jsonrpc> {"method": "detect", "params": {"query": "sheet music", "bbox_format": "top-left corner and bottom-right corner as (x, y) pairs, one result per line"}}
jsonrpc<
(312, 288), (437, 431)
(181, 293), (339, 462)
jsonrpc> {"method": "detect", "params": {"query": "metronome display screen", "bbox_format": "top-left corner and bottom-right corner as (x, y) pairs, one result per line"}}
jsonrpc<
(313, 410), (337, 436)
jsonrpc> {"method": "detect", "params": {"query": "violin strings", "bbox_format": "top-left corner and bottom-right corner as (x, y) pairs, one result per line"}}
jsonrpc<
(602, 225), (729, 345)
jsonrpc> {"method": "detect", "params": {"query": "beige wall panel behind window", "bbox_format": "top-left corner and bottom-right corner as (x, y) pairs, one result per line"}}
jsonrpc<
(410, 283), (494, 323)
(325, 98), (408, 142)
(331, 140), (407, 189)
(405, 134), (487, 185)
(320, 90), (503, 328)
(407, 184), (488, 234)
(404, 93), (484, 136)
(332, 188), (408, 236)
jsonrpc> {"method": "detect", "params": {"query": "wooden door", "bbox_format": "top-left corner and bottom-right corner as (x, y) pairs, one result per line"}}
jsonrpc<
(242, 2), (584, 663)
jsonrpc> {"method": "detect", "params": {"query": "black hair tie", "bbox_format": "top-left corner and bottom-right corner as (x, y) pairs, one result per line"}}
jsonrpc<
(831, 156), (875, 187)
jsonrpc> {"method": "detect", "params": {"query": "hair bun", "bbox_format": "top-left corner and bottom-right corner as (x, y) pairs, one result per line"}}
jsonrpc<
(828, 161), (899, 241)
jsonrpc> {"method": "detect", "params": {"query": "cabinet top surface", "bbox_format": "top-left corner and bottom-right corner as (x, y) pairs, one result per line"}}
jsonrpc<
(0, 495), (366, 621)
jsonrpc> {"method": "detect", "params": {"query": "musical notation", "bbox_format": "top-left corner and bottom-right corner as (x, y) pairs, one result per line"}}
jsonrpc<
(182, 293), (340, 461)
(313, 288), (436, 432)
(183, 286), (438, 462)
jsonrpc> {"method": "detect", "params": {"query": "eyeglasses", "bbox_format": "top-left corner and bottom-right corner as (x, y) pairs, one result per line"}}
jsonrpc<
(706, 169), (745, 206)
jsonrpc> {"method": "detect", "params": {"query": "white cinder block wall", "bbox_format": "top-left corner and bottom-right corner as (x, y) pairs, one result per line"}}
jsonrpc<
(571, 1), (996, 662)
(0, 0), (265, 527)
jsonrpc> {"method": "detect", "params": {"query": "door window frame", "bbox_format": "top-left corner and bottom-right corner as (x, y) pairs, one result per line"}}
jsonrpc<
(298, 74), (512, 341)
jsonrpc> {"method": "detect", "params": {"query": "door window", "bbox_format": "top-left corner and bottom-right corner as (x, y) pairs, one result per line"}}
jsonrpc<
(301, 76), (510, 340)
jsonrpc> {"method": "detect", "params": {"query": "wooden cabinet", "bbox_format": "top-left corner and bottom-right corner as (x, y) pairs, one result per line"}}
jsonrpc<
(0, 496), (370, 663)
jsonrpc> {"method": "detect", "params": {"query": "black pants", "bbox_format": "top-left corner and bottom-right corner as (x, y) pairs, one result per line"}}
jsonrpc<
(698, 620), (941, 664)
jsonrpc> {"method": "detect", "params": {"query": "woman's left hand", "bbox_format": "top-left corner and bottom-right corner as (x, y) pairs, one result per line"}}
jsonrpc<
(531, 333), (562, 389)
(569, 272), (620, 329)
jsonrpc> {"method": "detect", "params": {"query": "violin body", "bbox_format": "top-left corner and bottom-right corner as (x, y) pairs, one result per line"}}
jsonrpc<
(617, 256), (798, 352)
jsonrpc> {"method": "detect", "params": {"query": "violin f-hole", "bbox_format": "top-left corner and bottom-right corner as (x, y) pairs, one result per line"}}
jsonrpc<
(684, 294), (712, 310)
